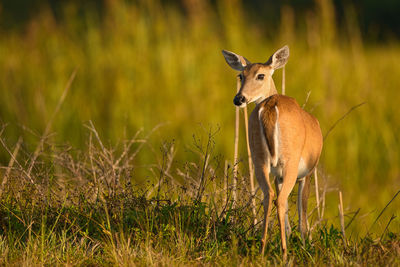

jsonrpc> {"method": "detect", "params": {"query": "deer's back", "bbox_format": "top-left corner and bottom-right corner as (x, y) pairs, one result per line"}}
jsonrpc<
(250, 94), (323, 178)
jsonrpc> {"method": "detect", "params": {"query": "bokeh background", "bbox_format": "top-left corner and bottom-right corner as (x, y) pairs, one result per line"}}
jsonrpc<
(1, 0), (399, 234)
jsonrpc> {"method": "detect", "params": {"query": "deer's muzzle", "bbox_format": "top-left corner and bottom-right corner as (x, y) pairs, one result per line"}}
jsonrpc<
(233, 94), (246, 106)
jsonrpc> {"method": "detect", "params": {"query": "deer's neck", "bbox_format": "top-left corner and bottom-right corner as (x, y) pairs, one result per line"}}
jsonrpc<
(255, 78), (278, 105)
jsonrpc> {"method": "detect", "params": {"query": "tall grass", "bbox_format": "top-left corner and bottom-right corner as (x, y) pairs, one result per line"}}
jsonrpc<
(0, 0), (399, 250)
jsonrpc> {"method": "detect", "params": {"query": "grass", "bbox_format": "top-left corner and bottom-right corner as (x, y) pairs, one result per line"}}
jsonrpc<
(0, 125), (399, 265)
(0, 0), (400, 265)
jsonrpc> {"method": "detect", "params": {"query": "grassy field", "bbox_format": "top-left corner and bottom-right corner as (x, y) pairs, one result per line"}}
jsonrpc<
(0, 128), (399, 265)
(0, 0), (400, 265)
(0, 127), (399, 266)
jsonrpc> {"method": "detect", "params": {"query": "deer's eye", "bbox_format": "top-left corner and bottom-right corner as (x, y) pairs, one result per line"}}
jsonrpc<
(256, 74), (265, 80)
(238, 74), (243, 81)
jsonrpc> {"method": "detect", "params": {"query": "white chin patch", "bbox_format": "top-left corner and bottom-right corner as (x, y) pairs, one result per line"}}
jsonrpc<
(239, 103), (247, 108)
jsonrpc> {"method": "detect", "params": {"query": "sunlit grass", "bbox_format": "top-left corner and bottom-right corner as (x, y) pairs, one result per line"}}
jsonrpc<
(0, 126), (399, 266)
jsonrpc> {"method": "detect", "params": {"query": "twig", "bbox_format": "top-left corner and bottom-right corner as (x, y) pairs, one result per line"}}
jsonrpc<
(323, 102), (366, 141)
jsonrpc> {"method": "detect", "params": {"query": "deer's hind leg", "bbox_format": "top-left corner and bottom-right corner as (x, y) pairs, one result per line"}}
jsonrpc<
(298, 174), (311, 243)
(254, 161), (274, 255)
(276, 160), (299, 260)
(275, 177), (292, 239)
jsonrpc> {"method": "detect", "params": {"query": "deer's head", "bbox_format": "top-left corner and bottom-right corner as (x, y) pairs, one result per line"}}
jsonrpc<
(222, 46), (289, 107)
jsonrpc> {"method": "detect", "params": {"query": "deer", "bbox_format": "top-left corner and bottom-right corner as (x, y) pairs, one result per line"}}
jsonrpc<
(222, 45), (323, 259)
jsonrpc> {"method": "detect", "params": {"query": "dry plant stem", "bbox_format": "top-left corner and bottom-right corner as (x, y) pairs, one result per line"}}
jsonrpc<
(86, 121), (106, 153)
(345, 208), (360, 230)
(88, 132), (99, 201)
(282, 66), (286, 95)
(302, 91), (312, 109)
(27, 69), (77, 175)
(232, 79), (241, 204)
(128, 123), (165, 162)
(314, 168), (321, 220)
(196, 130), (213, 202)
(0, 136), (34, 185)
(87, 119), (119, 190)
(85, 120), (118, 197)
(0, 136), (23, 198)
(224, 160), (228, 204)
(338, 191), (346, 241)
(380, 214), (396, 241)
(156, 147), (167, 204)
(244, 106), (257, 225)
(114, 129), (142, 167)
(321, 181), (327, 220)
(367, 190), (400, 235)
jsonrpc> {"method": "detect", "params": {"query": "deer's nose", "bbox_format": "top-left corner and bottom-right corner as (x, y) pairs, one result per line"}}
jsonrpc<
(233, 94), (246, 106)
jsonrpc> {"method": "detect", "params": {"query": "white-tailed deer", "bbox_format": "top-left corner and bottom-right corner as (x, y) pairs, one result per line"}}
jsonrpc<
(222, 46), (323, 259)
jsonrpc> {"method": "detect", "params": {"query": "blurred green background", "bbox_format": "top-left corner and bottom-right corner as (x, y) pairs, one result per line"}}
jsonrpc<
(0, 0), (399, 234)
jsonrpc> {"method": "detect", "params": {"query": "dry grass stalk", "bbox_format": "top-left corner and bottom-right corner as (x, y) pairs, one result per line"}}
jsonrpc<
(232, 78), (241, 204)
(380, 214), (396, 241)
(0, 134), (35, 185)
(321, 183), (327, 219)
(314, 168), (321, 220)
(27, 69), (77, 175)
(243, 106), (257, 225)
(86, 120), (119, 195)
(302, 91), (312, 109)
(88, 132), (99, 202)
(367, 190), (400, 235)
(345, 208), (360, 230)
(338, 191), (346, 241)
(224, 160), (228, 204)
(282, 66), (286, 95)
(0, 136), (23, 198)
(83, 120), (150, 200)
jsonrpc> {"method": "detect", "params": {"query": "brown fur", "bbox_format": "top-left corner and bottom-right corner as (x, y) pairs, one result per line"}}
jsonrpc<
(258, 94), (322, 175)
(258, 96), (278, 161)
(223, 46), (323, 260)
(249, 94), (323, 258)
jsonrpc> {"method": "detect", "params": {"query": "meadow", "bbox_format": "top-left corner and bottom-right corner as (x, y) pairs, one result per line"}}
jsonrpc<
(0, 0), (399, 265)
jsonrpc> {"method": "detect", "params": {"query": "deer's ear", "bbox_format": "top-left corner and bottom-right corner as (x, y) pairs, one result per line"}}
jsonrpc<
(265, 45), (289, 70)
(222, 50), (250, 71)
